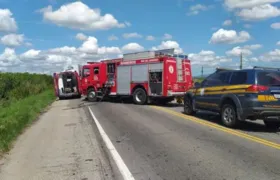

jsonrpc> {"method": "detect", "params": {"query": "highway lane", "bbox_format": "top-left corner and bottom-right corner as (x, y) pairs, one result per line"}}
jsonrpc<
(164, 104), (280, 144)
(88, 102), (280, 180)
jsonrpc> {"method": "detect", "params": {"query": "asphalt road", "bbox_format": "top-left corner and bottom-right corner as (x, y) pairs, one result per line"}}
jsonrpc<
(166, 104), (280, 144)
(89, 101), (280, 180)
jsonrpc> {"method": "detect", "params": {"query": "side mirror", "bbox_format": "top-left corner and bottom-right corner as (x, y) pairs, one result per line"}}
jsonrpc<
(194, 82), (201, 88)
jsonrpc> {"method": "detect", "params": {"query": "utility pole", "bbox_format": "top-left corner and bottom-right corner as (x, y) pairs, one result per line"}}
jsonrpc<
(201, 66), (204, 78)
(240, 52), (243, 70)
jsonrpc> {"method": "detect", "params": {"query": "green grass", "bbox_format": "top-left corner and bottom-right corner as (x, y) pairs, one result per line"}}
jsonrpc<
(0, 72), (53, 106)
(0, 89), (56, 153)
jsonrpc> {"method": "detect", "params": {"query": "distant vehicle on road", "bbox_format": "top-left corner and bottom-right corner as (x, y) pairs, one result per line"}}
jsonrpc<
(183, 66), (280, 130)
(53, 69), (81, 100)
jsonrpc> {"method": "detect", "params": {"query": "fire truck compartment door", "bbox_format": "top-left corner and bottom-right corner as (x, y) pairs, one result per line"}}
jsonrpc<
(132, 64), (148, 82)
(149, 63), (163, 72)
(117, 66), (131, 94)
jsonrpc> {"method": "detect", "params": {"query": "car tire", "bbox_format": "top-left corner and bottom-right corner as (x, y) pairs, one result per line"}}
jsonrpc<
(263, 120), (280, 130)
(87, 88), (97, 102)
(184, 97), (195, 115)
(132, 88), (147, 105)
(221, 103), (238, 128)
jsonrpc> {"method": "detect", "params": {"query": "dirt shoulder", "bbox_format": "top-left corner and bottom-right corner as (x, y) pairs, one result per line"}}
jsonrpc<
(0, 99), (113, 180)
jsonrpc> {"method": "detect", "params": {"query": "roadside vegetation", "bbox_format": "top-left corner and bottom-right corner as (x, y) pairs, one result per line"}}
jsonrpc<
(0, 72), (56, 153)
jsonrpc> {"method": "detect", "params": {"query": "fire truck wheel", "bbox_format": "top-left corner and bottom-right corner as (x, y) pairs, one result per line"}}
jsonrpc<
(87, 88), (97, 102)
(133, 88), (147, 105)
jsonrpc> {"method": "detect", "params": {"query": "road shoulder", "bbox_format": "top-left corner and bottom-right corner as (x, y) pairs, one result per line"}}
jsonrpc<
(0, 99), (114, 180)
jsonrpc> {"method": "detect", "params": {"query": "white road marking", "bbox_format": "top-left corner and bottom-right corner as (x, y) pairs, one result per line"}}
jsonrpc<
(88, 107), (135, 180)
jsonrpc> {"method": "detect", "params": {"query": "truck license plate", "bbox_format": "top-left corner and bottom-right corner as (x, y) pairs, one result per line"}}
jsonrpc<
(274, 94), (280, 98)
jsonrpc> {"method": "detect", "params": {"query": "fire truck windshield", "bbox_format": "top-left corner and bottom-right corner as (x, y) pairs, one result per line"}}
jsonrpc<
(82, 68), (90, 77)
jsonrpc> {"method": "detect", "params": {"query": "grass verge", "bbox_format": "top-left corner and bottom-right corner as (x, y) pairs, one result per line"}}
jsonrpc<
(0, 89), (56, 153)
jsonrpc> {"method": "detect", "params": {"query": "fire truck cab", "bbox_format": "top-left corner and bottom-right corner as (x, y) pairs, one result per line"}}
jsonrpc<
(80, 48), (193, 105)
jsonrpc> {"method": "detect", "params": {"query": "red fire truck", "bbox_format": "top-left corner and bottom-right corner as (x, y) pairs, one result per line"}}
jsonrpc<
(79, 48), (193, 105)
(53, 68), (81, 100)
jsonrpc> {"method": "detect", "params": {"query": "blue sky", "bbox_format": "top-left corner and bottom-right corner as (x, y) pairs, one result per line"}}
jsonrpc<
(0, 0), (280, 75)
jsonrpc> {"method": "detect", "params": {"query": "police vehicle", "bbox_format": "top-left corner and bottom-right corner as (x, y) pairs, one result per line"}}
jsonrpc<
(183, 66), (280, 130)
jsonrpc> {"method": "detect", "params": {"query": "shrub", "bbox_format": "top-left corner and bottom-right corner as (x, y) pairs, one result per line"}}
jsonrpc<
(0, 72), (53, 106)
(0, 72), (56, 153)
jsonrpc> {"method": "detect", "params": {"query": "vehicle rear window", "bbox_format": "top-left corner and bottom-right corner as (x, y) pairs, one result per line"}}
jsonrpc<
(257, 71), (280, 86)
(230, 72), (247, 85)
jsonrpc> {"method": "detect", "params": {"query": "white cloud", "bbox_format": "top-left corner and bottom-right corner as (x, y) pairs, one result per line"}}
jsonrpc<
(76, 33), (87, 41)
(243, 44), (262, 50)
(78, 36), (98, 54)
(0, 48), (20, 66)
(249, 57), (259, 62)
(48, 46), (77, 55)
(13, 35), (124, 73)
(20, 49), (41, 60)
(39, 1), (126, 31)
(122, 33), (142, 39)
(268, 49), (280, 56)
(244, 24), (252, 28)
(146, 35), (155, 41)
(224, 0), (280, 9)
(0, 9), (17, 32)
(187, 4), (213, 15)
(46, 54), (72, 64)
(152, 40), (183, 54)
(97, 46), (121, 55)
(25, 42), (32, 47)
(108, 35), (118, 41)
(0, 34), (24, 47)
(236, 4), (280, 21)
(226, 46), (252, 57)
(223, 20), (232, 26)
(122, 43), (144, 53)
(162, 33), (172, 40)
(188, 50), (232, 66)
(209, 28), (251, 44)
(211, 27), (218, 31)
(124, 21), (131, 27)
(277, 41), (280, 45)
(271, 22), (280, 29)
(226, 44), (262, 57)
(259, 49), (280, 61)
